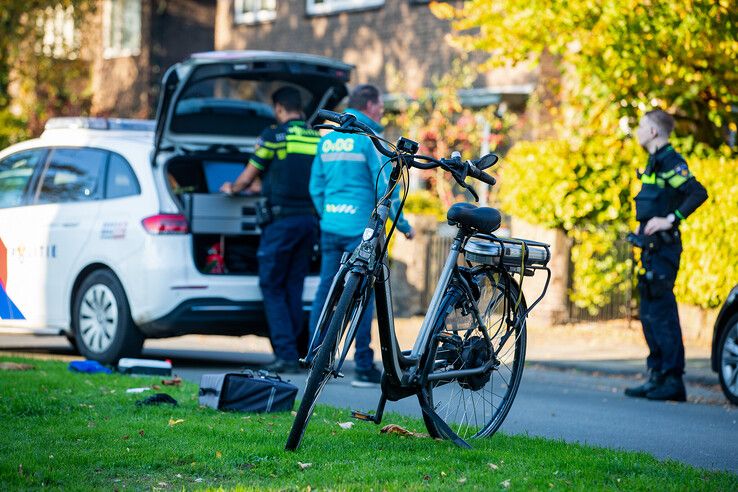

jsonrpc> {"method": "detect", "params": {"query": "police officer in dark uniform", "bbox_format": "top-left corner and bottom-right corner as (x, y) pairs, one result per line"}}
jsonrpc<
(625, 109), (708, 401)
(221, 87), (321, 373)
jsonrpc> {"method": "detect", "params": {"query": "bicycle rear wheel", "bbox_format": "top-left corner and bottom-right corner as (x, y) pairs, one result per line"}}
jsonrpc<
(285, 273), (362, 451)
(422, 269), (527, 441)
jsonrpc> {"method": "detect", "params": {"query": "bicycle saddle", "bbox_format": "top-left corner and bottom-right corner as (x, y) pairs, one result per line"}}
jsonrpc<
(447, 203), (502, 234)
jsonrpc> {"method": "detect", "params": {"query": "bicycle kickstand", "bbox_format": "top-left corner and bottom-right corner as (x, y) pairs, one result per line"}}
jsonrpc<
(351, 394), (386, 425)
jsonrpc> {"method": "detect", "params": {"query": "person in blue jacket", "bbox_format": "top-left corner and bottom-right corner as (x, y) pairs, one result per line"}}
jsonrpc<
(309, 84), (414, 387)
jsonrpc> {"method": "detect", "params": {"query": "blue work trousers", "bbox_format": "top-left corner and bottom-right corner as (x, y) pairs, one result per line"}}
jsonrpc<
(309, 231), (374, 370)
(638, 241), (685, 376)
(257, 215), (317, 362)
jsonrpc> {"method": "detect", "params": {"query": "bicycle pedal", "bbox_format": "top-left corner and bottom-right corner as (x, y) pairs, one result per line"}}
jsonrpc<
(351, 410), (376, 422)
(330, 371), (344, 379)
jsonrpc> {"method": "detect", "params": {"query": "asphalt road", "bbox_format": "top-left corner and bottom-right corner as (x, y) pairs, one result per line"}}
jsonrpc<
(2, 335), (737, 473)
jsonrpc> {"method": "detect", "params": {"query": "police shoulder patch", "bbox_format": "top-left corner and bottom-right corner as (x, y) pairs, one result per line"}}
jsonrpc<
(672, 161), (690, 177)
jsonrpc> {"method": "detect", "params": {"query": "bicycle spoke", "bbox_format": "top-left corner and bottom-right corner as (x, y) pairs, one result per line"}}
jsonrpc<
(424, 269), (526, 441)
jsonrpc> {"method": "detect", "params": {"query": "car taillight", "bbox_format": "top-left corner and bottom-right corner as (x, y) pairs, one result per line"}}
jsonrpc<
(141, 214), (189, 235)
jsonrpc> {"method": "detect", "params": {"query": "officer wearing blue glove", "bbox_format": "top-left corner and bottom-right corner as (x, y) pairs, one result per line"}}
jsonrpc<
(309, 84), (414, 387)
(625, 109), (708, 402)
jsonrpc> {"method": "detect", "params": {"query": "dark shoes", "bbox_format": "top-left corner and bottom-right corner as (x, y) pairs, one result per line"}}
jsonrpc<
(624, 370), (665, 398)
(351, 365), (382, 388)
(645, 374), (687, 402)
(625, 370), (687, 402)
(264, 358), (302, 374)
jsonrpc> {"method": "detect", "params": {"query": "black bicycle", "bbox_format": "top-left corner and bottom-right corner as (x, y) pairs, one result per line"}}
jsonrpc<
(286, 110), (551, 450)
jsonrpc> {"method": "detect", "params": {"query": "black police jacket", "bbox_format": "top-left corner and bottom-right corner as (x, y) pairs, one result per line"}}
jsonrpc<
(634, 143), (708, 224)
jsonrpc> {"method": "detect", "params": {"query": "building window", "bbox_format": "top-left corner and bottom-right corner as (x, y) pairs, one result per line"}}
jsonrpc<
(36, 5), (80, 59)
(103, 0), (141, 59)
(234, 0), (277, 24)
(306, 0), (385, 16)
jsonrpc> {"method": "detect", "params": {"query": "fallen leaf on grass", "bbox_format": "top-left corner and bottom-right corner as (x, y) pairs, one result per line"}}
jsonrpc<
(423, 475), (431, 481)
(162, 377), (182, 386)
(194, 478), (203, 483)
(298, 462), (312, 471)
(488, 463), (499, 471)
(138, 429), (145, 437)
(0, 362), (34, 371)
(151, 384), (161, 390)
(216, 451), (222, 459)
(337, 422), (354, 430)
(121, 435), (129, 440)
(168, 418), (185, 427)
(458, 477), (467, 484)
(380, 424), (429, 438)
(500, 479), (511, 488)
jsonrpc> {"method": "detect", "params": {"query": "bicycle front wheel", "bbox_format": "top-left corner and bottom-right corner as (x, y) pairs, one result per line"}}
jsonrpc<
(285, 273), (361, 451)
(422, 269), (527, 441)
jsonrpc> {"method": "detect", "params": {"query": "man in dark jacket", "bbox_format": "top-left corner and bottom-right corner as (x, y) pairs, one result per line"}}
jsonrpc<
(221, 87), (320, 373)
(625, 109), (708, 401)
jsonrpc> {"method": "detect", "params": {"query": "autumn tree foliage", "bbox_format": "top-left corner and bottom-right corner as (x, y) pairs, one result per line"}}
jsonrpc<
(432, 0), (738, 310)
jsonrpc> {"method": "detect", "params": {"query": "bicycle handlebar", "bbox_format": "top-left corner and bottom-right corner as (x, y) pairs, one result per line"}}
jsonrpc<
(315, 110), (498, 196)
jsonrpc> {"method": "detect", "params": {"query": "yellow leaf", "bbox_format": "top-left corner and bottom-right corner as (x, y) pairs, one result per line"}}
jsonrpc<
(216, 451), (222, 459)
(429, 1), (457, 20)
(168, 418), (185, 427)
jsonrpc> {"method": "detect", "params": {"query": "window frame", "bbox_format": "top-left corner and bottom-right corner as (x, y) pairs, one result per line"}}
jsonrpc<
(102, 0), (142, 59)
(233, 0), (277, 25)
(305, 0), (385, 16)
(37, 4), (80, 60)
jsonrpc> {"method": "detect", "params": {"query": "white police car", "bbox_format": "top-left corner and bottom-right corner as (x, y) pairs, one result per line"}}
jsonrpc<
(0, 51), (351, 363)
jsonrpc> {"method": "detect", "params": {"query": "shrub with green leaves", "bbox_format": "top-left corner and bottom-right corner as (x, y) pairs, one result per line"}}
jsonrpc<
(500, 139), (737, 310)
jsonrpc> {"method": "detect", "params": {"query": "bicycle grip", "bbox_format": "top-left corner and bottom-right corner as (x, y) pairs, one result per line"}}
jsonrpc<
(477, 171), (496, 186)
(467, 163), (497, 186)
(316, 109), (343, 123)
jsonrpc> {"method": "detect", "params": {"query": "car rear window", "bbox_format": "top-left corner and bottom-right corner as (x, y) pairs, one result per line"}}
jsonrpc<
(171, 79), (313, 137)
(105, 152), (141, 199)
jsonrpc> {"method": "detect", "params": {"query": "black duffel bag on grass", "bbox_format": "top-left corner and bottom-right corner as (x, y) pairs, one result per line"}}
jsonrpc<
(198, 370), (298, 413)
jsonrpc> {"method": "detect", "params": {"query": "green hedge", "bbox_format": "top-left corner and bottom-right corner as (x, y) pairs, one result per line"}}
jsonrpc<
(675, 154), (738, 308)
(499, 138), (737, 310)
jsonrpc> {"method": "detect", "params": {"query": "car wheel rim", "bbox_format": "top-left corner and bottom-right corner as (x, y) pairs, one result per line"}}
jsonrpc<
(721, 323), (738, 397)
(79, 284), (119, 354)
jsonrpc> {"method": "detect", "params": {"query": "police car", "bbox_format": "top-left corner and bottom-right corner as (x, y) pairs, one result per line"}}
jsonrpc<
(0, 51), (351, 363)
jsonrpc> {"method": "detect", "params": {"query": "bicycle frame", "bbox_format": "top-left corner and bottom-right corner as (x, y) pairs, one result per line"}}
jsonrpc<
(305, 159), (487, 393)
(293, 112), (552, 450)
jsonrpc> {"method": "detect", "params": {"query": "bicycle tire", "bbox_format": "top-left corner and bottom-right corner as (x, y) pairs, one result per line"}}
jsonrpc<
(421, 269), (527, 441)
(285, 273), (361, 451)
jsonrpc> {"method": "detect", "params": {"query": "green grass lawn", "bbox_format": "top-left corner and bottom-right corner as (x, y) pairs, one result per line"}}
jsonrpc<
(1, 355), (736, 491)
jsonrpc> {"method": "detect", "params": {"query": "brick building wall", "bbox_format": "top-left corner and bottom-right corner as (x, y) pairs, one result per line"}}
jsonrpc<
(89, 0), (215, 118)
(214, 0), (534, 94)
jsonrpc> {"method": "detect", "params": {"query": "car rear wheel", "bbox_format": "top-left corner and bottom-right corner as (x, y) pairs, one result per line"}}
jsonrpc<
(718, 314), (738, 406)
(73, 269), (143, 365)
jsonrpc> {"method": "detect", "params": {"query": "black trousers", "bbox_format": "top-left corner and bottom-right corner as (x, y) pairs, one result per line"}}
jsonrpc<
(638, 241), (685, 376)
